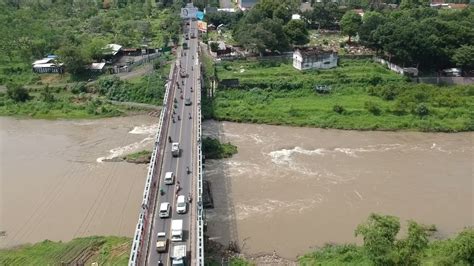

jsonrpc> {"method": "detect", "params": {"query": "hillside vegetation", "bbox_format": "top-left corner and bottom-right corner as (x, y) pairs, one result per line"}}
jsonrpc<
(206, 59), (473, 132)
(0, 236), (130, 265)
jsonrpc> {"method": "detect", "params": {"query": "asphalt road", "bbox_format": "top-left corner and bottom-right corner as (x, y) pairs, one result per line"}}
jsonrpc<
(147, 19), (199, 266)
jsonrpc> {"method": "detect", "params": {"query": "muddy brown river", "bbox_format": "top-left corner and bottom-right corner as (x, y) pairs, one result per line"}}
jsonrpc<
(203, 120), (473, 260)
(0, 115), (155, 248)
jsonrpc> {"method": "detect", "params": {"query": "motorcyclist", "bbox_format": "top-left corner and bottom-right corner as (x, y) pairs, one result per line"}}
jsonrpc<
(178, 115), (181, 120)
(189, 113), (192, 119)
(168, 136), (172, 143)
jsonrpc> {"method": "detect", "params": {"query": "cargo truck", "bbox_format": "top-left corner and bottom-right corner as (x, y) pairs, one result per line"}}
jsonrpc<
(171, 219), (183, 242)
(171, 244), (186, 265)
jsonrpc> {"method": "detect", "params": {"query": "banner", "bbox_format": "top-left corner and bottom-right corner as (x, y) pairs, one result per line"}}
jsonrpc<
(197, 21), (207, 33)
(197, 11), (205, 20)
(180, 6), (198, 19)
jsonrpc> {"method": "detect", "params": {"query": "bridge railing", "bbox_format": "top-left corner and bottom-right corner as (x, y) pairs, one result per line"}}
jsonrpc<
(129, 64), (177, 266)
(196, 57), (205, 265)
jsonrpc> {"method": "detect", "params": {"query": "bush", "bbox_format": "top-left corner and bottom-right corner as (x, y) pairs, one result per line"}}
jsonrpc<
(365, 101), (382, 115)
(333, 104), (345, 114)
(414, 103), (429, 117)
(6, 84), (30, 102)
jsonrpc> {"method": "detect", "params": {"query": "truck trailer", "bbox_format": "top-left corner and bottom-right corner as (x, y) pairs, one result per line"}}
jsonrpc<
(171, 219), (183, 242)
(171, 244), (186, 265)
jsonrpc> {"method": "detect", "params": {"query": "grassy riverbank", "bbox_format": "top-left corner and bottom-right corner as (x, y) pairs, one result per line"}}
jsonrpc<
(0, 87), (147, 119)
(202, 137), (238, 159)
(123, 150), (152, 164)
(0, 236), (130, 265)
(207, 59), (473, 132)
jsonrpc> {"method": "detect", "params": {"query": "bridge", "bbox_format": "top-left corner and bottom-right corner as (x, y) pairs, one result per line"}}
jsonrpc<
(128, 16), (205, 266)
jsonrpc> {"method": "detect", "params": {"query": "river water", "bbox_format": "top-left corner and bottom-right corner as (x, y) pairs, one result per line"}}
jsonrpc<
(203, 120), (473, 260)
(0, 115), (155, 248)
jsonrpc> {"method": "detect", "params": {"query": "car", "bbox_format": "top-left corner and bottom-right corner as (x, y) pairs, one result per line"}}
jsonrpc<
(171, 142), (180, 157)
(164, 171), (175, 184)
(156, 232), (168, 253)
(159, 202), (171, 218)
(176, 195), (187, 214)
(185, 97), (192, 106)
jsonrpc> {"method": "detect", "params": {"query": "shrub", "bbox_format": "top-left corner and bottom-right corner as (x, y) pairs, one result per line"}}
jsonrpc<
(6, 84), (30, 102)
(333, 104), (345, 114)
(414, 103), (429, 117)
(365, 101), (382, 115)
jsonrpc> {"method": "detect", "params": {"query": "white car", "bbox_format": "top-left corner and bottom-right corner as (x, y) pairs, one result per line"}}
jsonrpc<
(164, 172), (175, 185)
(176, 195), (187, 214)
(159, 202), (171, 218)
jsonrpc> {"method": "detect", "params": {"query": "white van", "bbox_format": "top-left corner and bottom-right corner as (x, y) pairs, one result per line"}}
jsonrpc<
(164, 172), (175, 185)
(159, 202), (171, 218)
(176, 195), (187, 214)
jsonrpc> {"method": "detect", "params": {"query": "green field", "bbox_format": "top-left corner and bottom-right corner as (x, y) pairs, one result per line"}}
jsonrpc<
(0, 236), (130, 265)
(207, 59), (473, 132)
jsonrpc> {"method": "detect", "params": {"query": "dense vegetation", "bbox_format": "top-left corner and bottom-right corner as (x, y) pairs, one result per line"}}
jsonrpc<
(299, 214), (473, 266)
(0, 0), (183, 84)
(205, 59), (473, 132)
(356, 8), (474, 71)
(0, 84), (139, 119)
(123, 150), (152, 163)
(0, 236), (131, 265)
(205, 0), (472, 71)
(202, 137), (238, 159)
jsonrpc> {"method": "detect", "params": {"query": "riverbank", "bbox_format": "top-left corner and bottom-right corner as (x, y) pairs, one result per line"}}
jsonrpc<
(205, 58), (473, 132)
(0, 236), (130, 265)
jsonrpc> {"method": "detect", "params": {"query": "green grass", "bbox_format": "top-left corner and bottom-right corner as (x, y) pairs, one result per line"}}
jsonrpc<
(209, 59), (474, 132)
(0, 89), (144, 119)
(122, 150), (152, 163)
(0, 236), (130, 265)
(202, 137), (238, 159)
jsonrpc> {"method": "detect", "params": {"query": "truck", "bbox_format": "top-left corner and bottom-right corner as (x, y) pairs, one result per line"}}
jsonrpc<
(171, 142), (180, 157)
(156, 232), (167, 253)
(171, 244), (186, 265)
(171, 219), (183, 242)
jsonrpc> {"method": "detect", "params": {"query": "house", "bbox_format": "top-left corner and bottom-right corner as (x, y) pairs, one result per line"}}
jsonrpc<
(293, 48), (338, 70)
(89, 62), (106, 73)
(32, 57), (64, 74)
(204, 6), (218, 14)
(238, 0), (257, 10)
(209, 41), (232, 56)
(103, 43), (123, 63)
(291, 14), (301, 20)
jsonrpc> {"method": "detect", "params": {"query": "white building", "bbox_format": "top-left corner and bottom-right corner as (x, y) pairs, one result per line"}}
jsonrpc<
(293, 48), (338, 70)
(32, 57), (64, 73)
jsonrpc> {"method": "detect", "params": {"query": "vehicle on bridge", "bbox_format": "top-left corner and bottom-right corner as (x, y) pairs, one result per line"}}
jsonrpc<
(176, 195), (187, 214)
(184, 97), (192, 106)
(171, 244), (186, 266)
(171, 219), (183, 242)
(180, 69), (187, 78)
(159, 202), (171, 218)
(172, 142), (180, 157)
(164, 171), (175, 185)
(156, 232), (168, 253)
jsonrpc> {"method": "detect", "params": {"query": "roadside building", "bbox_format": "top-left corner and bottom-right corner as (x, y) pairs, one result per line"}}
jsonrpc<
(209, 41), (232, 56)
(293, 48), (338, 70)
(88, 62), (106, 73)
(103, 43), (123, 63)
(32, 56), (64, 74)
(238, 0), (257, 10)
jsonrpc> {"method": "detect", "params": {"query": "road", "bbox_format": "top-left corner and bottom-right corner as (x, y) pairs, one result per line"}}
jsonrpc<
(147, 19), (200, 266)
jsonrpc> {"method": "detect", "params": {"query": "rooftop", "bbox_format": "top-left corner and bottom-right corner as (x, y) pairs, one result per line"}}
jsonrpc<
(295, 47), (337, 57)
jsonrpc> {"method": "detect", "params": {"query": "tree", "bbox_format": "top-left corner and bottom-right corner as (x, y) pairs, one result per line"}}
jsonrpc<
(210, 42), (219, 53)
(340, 11), (362, 43)
(57, 44), (89, 75)
(358, 11), (386, 51)
(452, 45), (474, 70)
(355, 214), (400, 265)
(84, 37), (108, 61)
(6, 84), (30, 102)
(400, 0), (429, 9)
(284, 19), (309, 45)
